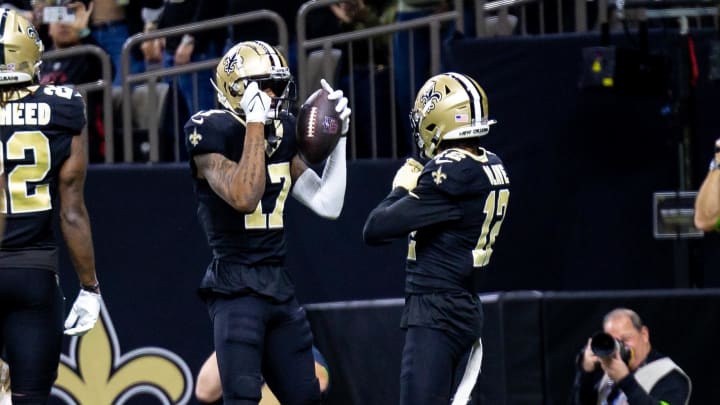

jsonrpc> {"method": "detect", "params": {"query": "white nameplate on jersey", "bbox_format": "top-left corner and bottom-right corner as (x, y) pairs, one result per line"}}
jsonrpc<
(43, 6), (75, 23)
(483, 164), (509, 186)
(0, 103), (51, 126)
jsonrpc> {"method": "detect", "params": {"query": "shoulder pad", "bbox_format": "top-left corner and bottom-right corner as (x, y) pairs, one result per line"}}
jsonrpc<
(184, 109), (242, 156)
(418, 148), (509, 196)
(36, 85), (86, 133)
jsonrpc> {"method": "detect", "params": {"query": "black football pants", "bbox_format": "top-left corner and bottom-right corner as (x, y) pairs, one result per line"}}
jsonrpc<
(400, 325), (478, 405)
(208, 294), (321, 405)
(0, 268), (65, 405)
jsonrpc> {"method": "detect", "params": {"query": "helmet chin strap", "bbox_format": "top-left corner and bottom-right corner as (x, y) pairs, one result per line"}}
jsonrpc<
(209, 78), (230, 110)
(424, 127), (443, 158)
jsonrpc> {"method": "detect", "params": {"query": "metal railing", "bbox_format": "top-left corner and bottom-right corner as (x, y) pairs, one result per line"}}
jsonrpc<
(42, 45), (113, 162)
(108, 1), (719, 162)
(119, 10), (288, 162)
(297, 0), (465, 159)
(474, 0), (607, 36)
(474, 0), (719, 37)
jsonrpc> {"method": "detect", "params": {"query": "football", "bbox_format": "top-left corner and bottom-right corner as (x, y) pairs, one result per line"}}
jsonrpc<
(296, 88), (342, 164)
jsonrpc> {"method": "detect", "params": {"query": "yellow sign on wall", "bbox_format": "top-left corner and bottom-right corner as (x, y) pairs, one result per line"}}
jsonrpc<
(52, 303), (193, 405)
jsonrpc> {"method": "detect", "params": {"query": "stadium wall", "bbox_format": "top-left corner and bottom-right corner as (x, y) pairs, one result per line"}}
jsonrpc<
(50, 30), (720, 404)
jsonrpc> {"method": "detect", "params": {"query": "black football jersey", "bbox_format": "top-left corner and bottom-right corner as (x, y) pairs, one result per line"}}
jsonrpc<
(364, 147), (511, 294)
(1, 85), (87, 262)
(185, 109), (298, 265)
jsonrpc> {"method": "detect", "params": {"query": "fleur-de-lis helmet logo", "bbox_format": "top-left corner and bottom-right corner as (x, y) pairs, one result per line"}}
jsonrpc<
(224, 53), (240, 75)
(419, 81), (442, 112)
(52, 302), (193, 405)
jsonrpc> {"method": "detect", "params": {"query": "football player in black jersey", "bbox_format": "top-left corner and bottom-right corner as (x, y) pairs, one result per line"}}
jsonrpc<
(364, 72), (511, 405)
(184, 40), (350, 404)
(0, 8), (102, 405)
(0, 175), (5, 241)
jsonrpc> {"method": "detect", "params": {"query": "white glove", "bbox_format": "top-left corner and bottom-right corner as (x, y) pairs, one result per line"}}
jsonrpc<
(64, 289), (102, 336)
(392, 158), (424, 191)
(240, 81), (272, 123)
(321, 78), (351, 135)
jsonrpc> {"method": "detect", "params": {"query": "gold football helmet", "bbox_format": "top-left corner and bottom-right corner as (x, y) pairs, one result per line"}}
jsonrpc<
(410, 72), (496, 158)
(212, 40), (294, 116)
(0, 8), (44, 84)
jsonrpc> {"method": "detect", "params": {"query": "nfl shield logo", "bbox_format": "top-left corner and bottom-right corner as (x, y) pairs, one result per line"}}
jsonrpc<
(323, 116), (339, 134)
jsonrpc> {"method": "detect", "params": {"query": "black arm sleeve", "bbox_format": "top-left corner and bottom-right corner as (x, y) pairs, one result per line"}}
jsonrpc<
(363, 188), (463, 245)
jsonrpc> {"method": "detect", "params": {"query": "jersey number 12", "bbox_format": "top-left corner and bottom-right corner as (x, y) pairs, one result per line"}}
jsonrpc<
(0, 131), (52, 214)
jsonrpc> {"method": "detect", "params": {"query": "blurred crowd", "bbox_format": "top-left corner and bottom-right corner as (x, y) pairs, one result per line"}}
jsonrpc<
(0, 0), (465, 162)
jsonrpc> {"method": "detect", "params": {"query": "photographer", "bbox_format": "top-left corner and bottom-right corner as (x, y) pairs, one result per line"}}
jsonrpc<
(571, 308), (691, 405)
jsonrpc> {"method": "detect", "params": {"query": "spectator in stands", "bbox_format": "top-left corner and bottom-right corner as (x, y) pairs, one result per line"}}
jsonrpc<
(195, 347), (330, 404)
(327, 0), (395, 74)
(225, 0), (304, 74)
(393, 0), (454, 156)
(0, 9), (102, 404)
(141, 0), (225, 157)
(364, 72), (508, 405)
(323, 0), (395, 157)
(694, 137), (720, 232)
(89, 0), (162, 86)
(571, 308), (692, 405)
(40, 0), (108, 162)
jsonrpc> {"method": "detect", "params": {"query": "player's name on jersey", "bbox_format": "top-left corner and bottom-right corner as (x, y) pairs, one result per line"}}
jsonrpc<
(483, 163), (510, 186)
(0, 102), (51, 126)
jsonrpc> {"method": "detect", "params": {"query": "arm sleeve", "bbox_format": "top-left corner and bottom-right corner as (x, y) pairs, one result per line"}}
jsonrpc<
(618, 370), (690, 405)
(291, 137), (347, 219)
(362, 185), (463, 245)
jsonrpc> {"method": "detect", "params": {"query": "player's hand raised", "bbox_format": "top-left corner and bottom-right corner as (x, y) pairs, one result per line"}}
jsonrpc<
(241, 81), (272, 124)
(321, 79), (351, 135)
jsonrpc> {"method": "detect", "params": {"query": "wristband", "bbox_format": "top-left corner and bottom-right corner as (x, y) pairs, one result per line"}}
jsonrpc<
(79, 28), (91, 38)
(81, 282), (100, 294)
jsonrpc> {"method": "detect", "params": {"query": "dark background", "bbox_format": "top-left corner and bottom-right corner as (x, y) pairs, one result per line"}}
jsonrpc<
(52, 29), (720, 404)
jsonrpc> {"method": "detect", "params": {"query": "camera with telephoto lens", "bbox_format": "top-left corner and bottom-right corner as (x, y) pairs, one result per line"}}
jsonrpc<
(590, 331), (632, 365)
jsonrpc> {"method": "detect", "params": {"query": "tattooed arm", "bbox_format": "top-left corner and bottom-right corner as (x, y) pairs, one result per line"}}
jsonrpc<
(193, 122), (266, 213)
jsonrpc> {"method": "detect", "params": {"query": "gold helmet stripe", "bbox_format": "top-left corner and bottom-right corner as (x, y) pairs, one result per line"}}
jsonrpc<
(446, 72), (484, 124)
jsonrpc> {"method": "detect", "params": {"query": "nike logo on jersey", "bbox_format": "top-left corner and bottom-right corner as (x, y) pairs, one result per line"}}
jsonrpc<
(483, 164), (510, 186)
(191, 116), (204, 125)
